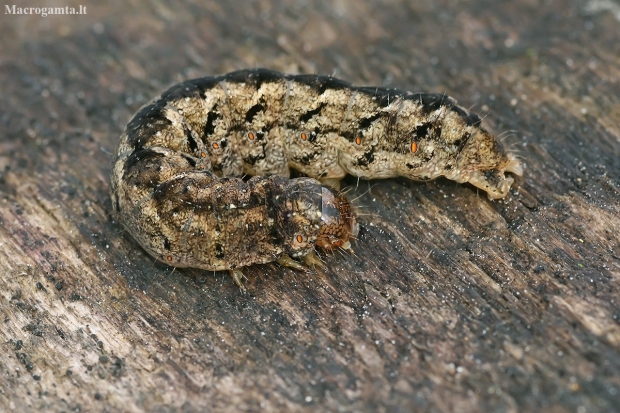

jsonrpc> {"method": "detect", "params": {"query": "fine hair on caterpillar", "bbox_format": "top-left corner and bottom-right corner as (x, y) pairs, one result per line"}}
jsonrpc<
(110, 68), (523, 289)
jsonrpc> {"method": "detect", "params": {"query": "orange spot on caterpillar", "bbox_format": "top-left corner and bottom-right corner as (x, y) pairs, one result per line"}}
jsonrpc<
(355, 137), (362, 145)
(296, 235), (303, 243)
(300, 132), (308, 141)
(201, 152), (207, 158)
(410, 142), (418, 153)
(166, 256), (172, 261)
(248, 132), (255, 141)
(212, 142), (219, 149)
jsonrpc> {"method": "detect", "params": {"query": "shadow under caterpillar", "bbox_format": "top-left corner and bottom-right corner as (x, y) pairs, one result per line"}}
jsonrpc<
(110, 69), (523, 288)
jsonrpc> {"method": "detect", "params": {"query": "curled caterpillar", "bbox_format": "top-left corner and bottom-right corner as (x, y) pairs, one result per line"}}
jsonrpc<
(110, 69), (523, 287)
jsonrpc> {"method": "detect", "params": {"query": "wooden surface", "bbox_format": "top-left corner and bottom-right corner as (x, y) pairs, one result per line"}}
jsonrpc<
(1, 0), (619, 412)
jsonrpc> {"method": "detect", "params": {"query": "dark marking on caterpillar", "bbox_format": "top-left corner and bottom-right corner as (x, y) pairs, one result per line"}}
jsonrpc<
(124, 148), (164, 172)
(110, 68), (523, 287)
(359, 112), (382, 130)
(215, 243), (225, 259)
(356, 87), (403, 107)
(299, 103), (326, 124)
(450, 105), (482, 127)
(183, 126), (199, 152)
(412, 123), (431, 140)
(411, 93), (451, 114)
(355, 150), (375, 167)
(181, 154), (197, 168)
(288, 74), (351, 94)
(245, 103), (265, 123)
(204, 110), (219, 136)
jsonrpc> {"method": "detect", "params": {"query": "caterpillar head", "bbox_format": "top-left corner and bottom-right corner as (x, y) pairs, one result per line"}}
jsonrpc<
(451, 129), (524, 199)
(316, 187), (359, 251)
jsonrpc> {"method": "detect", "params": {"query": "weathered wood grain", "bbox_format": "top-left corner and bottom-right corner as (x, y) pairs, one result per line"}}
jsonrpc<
(0, 0), (619, 412)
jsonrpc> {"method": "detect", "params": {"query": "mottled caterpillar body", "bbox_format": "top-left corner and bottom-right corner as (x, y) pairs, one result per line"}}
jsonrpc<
(111, 69), (523, 286)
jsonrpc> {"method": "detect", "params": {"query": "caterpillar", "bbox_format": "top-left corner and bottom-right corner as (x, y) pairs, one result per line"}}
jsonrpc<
(110, 68), (523, 288)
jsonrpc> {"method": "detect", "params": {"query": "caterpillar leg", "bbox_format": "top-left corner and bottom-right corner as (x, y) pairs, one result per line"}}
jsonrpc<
(302, 251), (326, 269)
(229, 269), (247, 292)
(277, 252), (325, 271)
(319, 177), (342, 191)
(276, 254), (307, 271)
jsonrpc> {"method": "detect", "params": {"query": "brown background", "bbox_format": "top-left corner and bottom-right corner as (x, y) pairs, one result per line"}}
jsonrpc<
(1, 0), (619, 412)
